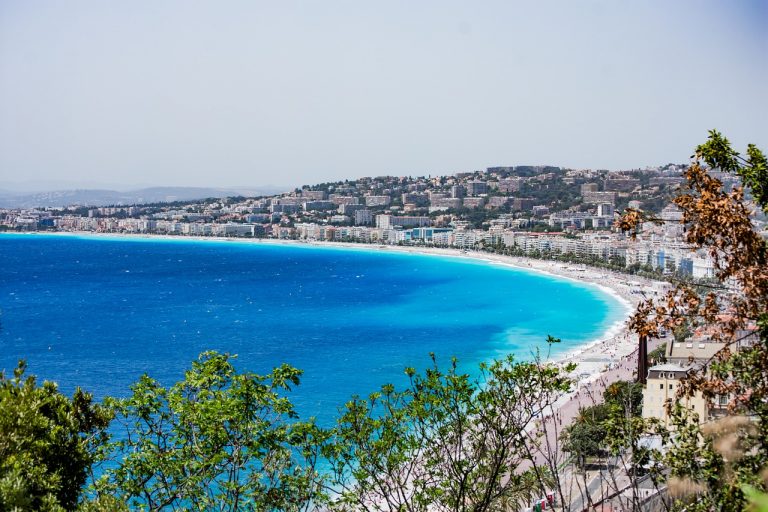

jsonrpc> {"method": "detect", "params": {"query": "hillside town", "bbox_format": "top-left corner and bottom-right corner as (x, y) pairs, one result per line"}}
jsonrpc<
(4, 0), (767, 507)
(3, 158), (768, 510)
(3, 165), (765, 282)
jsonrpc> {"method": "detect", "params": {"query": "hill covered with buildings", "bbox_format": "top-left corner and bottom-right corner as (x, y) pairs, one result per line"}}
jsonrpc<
(3, 163), (766, 280)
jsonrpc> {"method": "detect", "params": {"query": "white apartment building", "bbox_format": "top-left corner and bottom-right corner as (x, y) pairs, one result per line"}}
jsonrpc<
(364, 196), (391, 207)
(375, 215), (430, 229)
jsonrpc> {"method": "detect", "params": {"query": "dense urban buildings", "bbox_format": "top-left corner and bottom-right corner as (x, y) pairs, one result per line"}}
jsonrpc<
(2, 164), (765, 282)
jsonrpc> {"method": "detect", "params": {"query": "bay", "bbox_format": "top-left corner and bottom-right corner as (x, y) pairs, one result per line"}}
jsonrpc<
(0, 233), (625, 426)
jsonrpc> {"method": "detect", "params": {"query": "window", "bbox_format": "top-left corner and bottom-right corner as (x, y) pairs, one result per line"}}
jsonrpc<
(660, 383), (664, 389)
(669, 384), (674, 389)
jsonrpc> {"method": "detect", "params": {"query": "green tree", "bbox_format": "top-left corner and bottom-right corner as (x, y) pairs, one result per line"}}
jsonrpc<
(647, 343), (667, 365)
(97, 351), (328, 511)
(326, 353), (574, 511)
(561, 381), (644, 471)
(0, 361), (112, 511)
(672, 320), (692, 344)
(603, 380), (643, 417)
(561, 404), (609, 469)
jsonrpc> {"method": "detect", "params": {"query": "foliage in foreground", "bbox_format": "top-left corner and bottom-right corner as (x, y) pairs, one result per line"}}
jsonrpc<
(96, 351), (574, 511)
(0, 362), (111, 512)
(326, 353), (574, 511)
(96, 351), (328, 511)
(620, 130), (768, 511)
(1, 350), (574, 511)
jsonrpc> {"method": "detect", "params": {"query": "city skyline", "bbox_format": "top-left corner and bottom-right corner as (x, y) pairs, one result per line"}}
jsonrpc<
(1, 1), (766, 189)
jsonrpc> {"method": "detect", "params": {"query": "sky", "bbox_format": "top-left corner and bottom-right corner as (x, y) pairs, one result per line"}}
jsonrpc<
(1, 1), (766, 190)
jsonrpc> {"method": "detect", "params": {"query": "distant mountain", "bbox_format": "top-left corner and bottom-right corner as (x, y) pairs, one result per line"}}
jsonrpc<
(0, 186), (289, 209)
(0, 180), (153, 194)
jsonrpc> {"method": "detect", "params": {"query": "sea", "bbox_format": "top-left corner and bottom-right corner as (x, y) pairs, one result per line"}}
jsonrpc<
(0, 233), (627, 426)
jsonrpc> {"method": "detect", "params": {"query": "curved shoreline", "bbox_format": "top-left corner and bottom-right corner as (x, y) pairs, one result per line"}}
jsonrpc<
(3, 231), (665, 385)
(296, 241), (652, 382)
(4, 229), (673, 465)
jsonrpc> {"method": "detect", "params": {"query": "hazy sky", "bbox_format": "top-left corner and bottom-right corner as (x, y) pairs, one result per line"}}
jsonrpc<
(1, 1), (766, 190)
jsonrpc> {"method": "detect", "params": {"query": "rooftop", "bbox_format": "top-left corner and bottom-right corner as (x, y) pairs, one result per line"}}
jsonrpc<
(648, 363), (690, 372)
(667, 341), (726, 362)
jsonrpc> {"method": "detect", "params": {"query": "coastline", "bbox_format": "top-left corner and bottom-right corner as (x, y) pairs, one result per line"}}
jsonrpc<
(6, 230), (674, 479)
(5, 229), (674, 481)
(4, 231), (667, 387)
(296, 241), (659, 382)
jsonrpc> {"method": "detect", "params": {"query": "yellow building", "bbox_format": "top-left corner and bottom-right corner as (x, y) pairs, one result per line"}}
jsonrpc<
(642, 364), (710, 427)
(643, 330), (757, 427)
(643, 340), (732, 426)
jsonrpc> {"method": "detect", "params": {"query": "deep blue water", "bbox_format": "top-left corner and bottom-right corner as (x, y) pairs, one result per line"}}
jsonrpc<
(0, 233), (626, 425)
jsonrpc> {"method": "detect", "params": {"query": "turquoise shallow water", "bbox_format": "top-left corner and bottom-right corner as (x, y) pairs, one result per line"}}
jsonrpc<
(0, 233), (626, 426)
